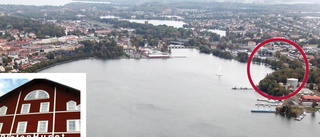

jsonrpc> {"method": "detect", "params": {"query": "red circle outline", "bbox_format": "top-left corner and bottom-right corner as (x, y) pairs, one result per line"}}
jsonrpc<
(247, 38), (309, 100)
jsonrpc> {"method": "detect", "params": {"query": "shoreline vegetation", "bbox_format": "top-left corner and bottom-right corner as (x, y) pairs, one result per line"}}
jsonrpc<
(21, 39), (124, 73)
(206, 47), (320, 96)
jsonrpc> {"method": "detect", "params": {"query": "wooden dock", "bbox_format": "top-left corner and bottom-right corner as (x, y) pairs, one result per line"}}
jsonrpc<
(231, 87), (253, 90)
(251, 109), (276, 113)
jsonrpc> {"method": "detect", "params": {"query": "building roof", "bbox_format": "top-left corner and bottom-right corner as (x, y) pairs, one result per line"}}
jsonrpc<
(301, 95), (320, 100)
(0, 78), (80, 103)
(287, 78), (298, 81)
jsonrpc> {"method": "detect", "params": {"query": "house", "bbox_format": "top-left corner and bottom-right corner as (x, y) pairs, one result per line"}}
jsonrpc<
(300, 95), (320, 102)
(247, 41), (256, 47)
(0, 79), (80, 137)
(289, 32), (299, 39)
(0, 66), (5, 72)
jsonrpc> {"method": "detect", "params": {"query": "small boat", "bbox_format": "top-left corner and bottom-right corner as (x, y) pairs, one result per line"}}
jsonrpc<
(295, 112), (306, 121)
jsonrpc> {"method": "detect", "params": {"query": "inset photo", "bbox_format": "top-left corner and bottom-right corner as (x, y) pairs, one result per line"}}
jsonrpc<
(0, 73), (86, 137)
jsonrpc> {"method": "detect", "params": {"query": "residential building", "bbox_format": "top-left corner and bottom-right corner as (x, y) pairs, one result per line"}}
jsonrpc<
(0, 79), (80, 137)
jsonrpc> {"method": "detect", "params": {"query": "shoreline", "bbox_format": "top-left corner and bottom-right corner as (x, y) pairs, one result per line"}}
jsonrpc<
(33, 56), (93, 73)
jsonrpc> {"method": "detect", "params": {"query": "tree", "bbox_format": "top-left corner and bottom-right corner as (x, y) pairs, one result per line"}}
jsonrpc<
(46, 52), (55, 60)
(199, 45), (211, 54)
(309, 83), (314, 90)
(237, 52), (248, 63)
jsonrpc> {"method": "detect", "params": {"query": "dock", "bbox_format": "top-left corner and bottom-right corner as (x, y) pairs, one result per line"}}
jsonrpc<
(231, 87), (253, 90)
(255, 103), (279, 107)
(170, 55), (187, 58)
(251, 108), (276, 113)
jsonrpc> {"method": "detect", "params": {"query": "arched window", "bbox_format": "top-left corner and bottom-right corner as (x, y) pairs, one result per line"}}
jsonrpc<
(67, 101), (77, 111)
(0, 106), (7, 115)
(25, 90), (49, 100)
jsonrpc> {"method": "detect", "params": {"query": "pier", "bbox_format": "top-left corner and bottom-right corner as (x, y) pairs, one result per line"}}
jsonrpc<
(251, 108), (276, 113)
(231, 87), (253, 90)
(170, 55), (187, 58)
(255, 103), (279, 107)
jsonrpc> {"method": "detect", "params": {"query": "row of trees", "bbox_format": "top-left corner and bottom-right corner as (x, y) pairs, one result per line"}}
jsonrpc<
(211, 49), (232, 59)
(22, 39), (124, 72)
(79, 39), (124, 58)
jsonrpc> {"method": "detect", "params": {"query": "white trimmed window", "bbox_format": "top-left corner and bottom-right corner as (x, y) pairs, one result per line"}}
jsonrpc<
(40, 102), (49, 112)
(67, 100), (77, 111)
(16, 122), (27, 133)
(0, 123), (3, 133)
(67, 120), (80, 132)
(20, 104), (30, 114)
(0, 106), (7, 115)
(37, 121), (48, 132)
(25, 90), (49, 100)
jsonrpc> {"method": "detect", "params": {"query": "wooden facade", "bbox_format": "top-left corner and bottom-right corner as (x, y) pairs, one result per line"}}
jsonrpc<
(0, 79), (80, 137)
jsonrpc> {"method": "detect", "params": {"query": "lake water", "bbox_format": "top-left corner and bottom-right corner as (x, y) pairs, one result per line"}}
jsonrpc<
(40, 49), (320, 137)
(124, 19), (187, 28)
(207, 29), (226, 37)
(105, 19), (227, 36)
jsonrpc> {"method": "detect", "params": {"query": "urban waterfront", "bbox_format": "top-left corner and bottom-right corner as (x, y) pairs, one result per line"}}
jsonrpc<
(40, 49), (320, 137)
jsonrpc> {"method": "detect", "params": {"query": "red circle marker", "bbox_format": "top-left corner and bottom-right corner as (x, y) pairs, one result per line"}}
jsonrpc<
(247, 38), (309, 100)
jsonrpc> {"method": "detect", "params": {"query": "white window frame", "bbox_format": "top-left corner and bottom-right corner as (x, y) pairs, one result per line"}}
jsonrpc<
(40, 102), (50, 112)
(16, 121), (27, 133)
(20, 104), (30, 114)
(66, 100), (77, 111)
(0, 123), (3, 133)
(24, 90), (49, 100)
(0, 106), (7, 115)
(67, 120), (80, 132)
(37, 121), (48, 133)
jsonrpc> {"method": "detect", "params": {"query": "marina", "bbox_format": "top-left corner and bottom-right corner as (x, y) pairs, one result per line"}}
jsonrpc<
(251, 98), (282, 113)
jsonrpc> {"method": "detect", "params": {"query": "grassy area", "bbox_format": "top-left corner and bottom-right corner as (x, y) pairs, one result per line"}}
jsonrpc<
(305, 107), (320, 113)
(289, 106), (304, 117)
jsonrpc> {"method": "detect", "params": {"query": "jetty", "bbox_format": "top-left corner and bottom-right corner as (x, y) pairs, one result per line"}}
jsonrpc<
(255, 103), (279, 107)
(231, 87), (253, 90)
(251, 108), (276, 113)
(170, 55), (187, 58)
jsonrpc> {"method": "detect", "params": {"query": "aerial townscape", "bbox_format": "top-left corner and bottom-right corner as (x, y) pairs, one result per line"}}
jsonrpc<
(1, 0), (320, 134)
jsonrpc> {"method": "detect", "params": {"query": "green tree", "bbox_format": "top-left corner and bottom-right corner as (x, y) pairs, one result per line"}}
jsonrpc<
(46, 52), (55, 60)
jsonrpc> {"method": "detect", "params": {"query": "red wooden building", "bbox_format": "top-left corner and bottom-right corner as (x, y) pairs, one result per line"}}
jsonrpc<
(300, 95), (320, 102)
(0, 79), (80, 137)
